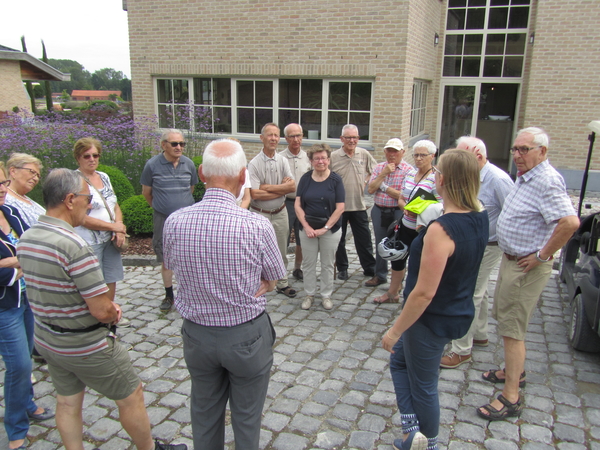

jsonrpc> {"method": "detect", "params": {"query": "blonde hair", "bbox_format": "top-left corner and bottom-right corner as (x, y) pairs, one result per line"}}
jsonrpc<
(437, 149), (482, 212)
(73, 137), (102, 159)
(7, 153), (43, 173)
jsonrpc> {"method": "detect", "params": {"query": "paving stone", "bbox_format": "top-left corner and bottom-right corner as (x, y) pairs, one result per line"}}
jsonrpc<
(357, 414), (387, 433)
(553, 423), (586, 444)
(289, 413), (321, 434)
(333, 403), (360, 421)
(314, 430), (346, 449)
(272, 432), (309, 450)
(348, 431), (379, 450)
(521, 424), (553, 444)
(262, 412), (291, 432)
(86, 417), (121, 440)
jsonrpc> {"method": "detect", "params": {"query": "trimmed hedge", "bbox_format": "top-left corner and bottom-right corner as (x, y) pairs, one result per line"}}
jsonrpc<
(97, 164), (135, 203)
(121, 195), (153, 235)
(191, 156), (205, 202)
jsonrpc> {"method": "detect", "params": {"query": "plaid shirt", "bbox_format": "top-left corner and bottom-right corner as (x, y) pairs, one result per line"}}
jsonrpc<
(497, 160), (575, 257)
(370, 160), (413, 208)
(163, 188), (286, 327)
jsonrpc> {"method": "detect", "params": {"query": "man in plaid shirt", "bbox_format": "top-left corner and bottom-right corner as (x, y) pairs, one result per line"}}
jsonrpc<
(477, 127), (579, 421)
(164, 139), (286, 449)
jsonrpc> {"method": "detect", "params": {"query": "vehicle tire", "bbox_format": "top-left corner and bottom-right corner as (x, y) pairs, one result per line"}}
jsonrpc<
(558, 249), (567, 283)
(570, 293), (600, 353)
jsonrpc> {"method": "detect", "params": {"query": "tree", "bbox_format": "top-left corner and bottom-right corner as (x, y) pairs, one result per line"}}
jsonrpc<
(41, 40), (53, 111)
(47, 59), (92, 93)
(20, 36), (37, 113)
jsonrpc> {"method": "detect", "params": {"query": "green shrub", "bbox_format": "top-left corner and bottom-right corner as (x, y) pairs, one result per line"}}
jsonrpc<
(97, 164), (135, 203)
(191, 156), (205, 202)
(121, 195), (153, 235)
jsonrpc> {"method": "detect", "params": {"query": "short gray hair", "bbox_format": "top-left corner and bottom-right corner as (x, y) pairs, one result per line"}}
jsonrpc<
(517, 127), (549, 149)
(202, 139), (247, 178)
(456, 136), (487, 157)
(160, 129), (184, 143)
(43, 169), (83, 209)
(341, 124), (358, 136)
(284, 123), (303, 137)
(412, 140), (437, 155)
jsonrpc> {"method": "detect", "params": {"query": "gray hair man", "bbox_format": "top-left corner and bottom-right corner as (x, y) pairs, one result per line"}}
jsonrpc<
(18, 169), (185, 450)
(440, 136), (514, 369)
(141, 129), (198, 312)
(477, 128), (579, 421)
(248, 123), (297, 297)
(280, 123), (311, 280)
(331, 124), (377, 281)
(164, 139), (285, 449)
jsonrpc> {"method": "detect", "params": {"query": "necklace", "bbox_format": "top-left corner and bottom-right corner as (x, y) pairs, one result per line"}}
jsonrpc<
(7, 187), (31, 204)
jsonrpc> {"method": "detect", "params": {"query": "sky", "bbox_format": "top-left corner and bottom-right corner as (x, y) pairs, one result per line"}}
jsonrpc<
(1, 0), (131, 77)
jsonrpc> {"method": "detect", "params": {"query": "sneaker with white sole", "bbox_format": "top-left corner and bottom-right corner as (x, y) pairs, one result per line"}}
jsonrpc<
(322, 298), (333, 310)
(301, 296), (313, 310)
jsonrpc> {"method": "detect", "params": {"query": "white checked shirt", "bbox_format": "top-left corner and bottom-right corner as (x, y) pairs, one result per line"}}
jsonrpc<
(497, 159), (575, 257)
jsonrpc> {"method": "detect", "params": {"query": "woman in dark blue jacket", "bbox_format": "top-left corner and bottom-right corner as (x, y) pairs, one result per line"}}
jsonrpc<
(0, 162), (53, 449)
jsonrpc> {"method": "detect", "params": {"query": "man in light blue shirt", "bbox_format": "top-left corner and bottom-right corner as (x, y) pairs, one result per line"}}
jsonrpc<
(440, 136), (514, 369)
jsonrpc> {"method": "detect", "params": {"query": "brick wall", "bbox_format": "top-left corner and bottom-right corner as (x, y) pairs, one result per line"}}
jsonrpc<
(0, 60), (30, 112)
(521, 0), (600, 171)
(127, 0), (443, 162)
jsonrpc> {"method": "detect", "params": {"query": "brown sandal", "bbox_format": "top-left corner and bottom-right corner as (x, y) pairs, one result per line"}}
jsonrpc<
(482, 368), (526, 388)
(372, 292), (400, 304)
(477, 394), (524, 421)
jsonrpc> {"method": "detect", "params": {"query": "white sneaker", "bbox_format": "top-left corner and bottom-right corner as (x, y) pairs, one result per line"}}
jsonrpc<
(322, 298), (333, 310)
(301, 296), (313, 310)
(118, 317), (131, 328)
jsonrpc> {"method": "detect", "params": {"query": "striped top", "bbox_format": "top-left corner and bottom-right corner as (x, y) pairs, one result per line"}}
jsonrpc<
(401, 168), (441, 230)
(17, 215), (110, 356)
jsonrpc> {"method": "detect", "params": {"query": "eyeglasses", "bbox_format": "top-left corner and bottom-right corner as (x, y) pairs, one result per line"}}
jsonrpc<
(82, 153), (100, 160)
(432, 165), (442, 175)
(312, 157), (329, 162)
(0, 180), (11, 188)
(287, 134), (303, 140)
(510, 145), (541, 155)
(342, 136), (359, 141)
(73, 193), (93, 204)
(167, 141), (186, 147)
(413, 153), (430, 159)
(16, 167), (41, 179)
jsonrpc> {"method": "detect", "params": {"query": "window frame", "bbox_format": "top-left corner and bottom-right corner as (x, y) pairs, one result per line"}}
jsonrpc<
(153, 77), (374, 143)
(410, 80), (429, 138)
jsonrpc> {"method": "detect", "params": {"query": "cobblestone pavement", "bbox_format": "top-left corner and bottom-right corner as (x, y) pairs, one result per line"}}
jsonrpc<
(2, 193), (600, 449)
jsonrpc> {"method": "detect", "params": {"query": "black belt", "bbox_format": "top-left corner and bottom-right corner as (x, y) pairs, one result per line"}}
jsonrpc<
(487, 241), (498, 246)
(375, 205), (401, 211)
(285, 198), (295, 202)
(504, 253), (518, 261)
(42, 321), (113, 334)
(251, 204), (286, 214)
(240, 310), (265, 326)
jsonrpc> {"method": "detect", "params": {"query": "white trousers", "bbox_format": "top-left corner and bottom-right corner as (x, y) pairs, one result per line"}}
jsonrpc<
(300, 228), (341, 298)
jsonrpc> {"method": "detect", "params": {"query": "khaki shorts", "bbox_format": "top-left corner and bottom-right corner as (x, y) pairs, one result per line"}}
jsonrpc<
(39, 336), (140, 400)
(492, 255), (553, 340)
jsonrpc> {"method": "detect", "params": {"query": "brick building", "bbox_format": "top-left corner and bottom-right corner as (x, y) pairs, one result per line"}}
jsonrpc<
(125, 0), (600, 187)
(70, 90), (122, 101)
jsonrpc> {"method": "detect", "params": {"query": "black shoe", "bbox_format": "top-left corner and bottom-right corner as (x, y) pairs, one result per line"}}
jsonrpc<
(363, 269), (375, 277)
(160, 296), (174, 312)
(154, 439), (187, 450)
(292, 268), (304, 280)
(338, 269), (349, 280)
(28, 407), (55, 422)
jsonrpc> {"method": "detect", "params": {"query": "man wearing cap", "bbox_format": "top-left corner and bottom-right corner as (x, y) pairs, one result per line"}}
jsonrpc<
(280, 123), (311, 280)
(367, 139), (413, 288)
(331, 124), (377, 281)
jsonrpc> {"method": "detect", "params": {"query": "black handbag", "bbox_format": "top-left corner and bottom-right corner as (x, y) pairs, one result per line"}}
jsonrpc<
(305, 214), (328, 229)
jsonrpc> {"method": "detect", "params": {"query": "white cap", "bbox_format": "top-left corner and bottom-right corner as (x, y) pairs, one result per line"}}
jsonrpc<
(384, 138), (404, 151)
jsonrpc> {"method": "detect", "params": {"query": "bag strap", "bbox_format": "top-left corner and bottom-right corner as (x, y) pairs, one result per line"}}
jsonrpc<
(79, 172), (115, 222)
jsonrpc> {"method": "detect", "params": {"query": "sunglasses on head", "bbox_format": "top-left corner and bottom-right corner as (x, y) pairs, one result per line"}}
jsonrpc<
(167, 141), (186, 148)
(82, 154), (100, 160)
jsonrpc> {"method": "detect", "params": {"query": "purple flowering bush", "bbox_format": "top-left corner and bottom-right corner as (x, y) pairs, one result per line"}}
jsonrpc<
(0, 110), (159, 197)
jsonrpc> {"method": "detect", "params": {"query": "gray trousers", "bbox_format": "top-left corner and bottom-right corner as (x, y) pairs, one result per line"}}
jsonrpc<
(182, 313), (275, 450)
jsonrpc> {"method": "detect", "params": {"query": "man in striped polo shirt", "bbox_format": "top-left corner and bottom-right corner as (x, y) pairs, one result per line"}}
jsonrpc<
(18, 169), (185, 450)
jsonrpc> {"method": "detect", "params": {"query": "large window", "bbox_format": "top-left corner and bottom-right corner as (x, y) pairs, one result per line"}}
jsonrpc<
(443, 0), (530, 78)
(410, 80), (429, 137)
(155, 77), (373, 141)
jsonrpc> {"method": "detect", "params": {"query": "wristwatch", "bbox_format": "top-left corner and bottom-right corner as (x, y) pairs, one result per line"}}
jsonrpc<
(324, 225), (330, 230)
(380, 182), (389, 193)
(535, 250), (553, 262)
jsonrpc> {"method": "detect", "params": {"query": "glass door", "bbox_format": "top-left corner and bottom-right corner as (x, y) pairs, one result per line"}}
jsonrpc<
(439, 84), (478, 153)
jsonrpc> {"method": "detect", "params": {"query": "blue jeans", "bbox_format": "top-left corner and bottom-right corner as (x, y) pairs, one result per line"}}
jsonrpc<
(0, 295), (37, 441)
(389, 320), (448, 438)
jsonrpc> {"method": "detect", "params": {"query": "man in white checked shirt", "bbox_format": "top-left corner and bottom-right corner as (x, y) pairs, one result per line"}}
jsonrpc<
(477, 127), (579, 421)
(163, 139), (286, 449)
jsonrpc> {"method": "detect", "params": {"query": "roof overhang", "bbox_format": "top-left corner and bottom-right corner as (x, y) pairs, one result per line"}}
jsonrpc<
(0, 50), (70, 82)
